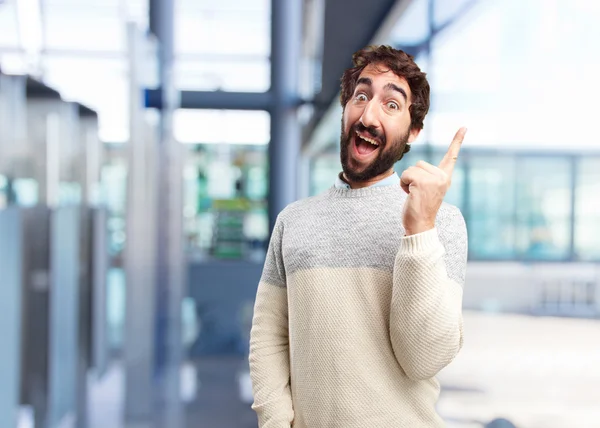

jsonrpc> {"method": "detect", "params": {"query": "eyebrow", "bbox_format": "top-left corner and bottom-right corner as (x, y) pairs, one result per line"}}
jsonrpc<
(384, 83), (408, 102)
(355, 77), (408, 102)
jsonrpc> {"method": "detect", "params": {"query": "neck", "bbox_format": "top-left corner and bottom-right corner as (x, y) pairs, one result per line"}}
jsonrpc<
(343, 169), (395, 189)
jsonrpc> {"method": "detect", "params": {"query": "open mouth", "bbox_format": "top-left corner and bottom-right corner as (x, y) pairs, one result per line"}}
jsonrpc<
(353, 132), (381, 157)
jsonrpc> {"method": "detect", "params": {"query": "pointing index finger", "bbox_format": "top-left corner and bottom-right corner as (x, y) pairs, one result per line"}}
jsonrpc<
(439, 127), (467, 175)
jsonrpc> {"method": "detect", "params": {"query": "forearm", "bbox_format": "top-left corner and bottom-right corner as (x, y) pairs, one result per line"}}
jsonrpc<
(249, 281), (294, 427)
(390, 228), (464, 381)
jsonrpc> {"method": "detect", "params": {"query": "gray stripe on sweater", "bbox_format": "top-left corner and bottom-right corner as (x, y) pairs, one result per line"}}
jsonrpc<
(260, 185), (468, 288)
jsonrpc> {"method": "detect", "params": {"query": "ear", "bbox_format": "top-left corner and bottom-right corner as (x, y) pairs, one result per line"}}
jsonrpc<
(408, 127), (421, 144)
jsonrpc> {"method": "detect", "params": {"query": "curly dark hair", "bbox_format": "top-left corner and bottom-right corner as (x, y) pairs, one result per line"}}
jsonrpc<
(340, 45), (430, 131)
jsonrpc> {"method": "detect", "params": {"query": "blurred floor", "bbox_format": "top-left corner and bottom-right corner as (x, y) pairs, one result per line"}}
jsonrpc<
(187, 357), (256, 428)
(87, 357), (256, 428)
(88, 363), (125, 428)
(438, 311), (600, 428)
(87, 311), (600, 428)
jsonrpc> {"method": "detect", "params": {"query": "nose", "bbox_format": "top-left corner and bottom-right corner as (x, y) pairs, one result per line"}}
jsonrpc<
(359, 99), (380, 130)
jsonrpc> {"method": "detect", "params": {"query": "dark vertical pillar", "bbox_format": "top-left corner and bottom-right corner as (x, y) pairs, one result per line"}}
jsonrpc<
(513, 155), (521, 260)
(150, 0), (185, 426)
(569, 155), (577, 261)
(462, 153), (471, 259)
(269, 0), (303, 232)
(150, 0), (172, 383)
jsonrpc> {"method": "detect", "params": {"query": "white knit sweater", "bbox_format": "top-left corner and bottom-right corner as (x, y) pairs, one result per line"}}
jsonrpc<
(249, 184), (468, 427)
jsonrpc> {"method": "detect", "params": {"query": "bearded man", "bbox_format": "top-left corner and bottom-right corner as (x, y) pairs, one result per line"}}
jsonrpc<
(249, 45), (468, 428)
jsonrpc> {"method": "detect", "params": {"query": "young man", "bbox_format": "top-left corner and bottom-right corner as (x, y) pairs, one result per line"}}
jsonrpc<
(249, 45), (468, 427)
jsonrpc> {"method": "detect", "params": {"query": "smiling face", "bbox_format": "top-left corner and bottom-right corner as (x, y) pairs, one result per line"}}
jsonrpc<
(340, 63), (421, 184)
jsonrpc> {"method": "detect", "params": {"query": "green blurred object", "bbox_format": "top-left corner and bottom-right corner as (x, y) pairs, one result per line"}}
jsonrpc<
(213, 198), (251, 211)
(212, 199), (250, 259)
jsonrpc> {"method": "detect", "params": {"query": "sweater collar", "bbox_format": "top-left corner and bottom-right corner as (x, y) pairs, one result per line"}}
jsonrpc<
(334, 171), (400, 190)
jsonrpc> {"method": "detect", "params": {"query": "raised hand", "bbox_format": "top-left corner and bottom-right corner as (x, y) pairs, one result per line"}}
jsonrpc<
(400, 127), (467, 236)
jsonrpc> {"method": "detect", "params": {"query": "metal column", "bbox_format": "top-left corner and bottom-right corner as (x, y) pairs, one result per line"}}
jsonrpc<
(124, 23), (158, 423)
(269, 0), (303, 231)
(0, 208), (23, 428)
(150, 0), (185, 426)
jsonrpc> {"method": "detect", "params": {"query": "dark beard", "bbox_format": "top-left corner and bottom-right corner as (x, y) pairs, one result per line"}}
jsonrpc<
(340, 122), (410, 183)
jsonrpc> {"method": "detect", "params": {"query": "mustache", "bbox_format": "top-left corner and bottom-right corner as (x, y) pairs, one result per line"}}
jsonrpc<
(353, 123), (385, 145)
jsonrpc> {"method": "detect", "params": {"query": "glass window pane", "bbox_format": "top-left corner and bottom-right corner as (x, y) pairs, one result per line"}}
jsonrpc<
(42, 56), (129, 142)
(575, 158), (600, 260)
(466, 155), (517, 259)
(468, 156), (516, 214)
(427, 0), (600, 151)
(469, 216), (516, 259)
(174, 109), (270, 145)
(575, 219), (600, 261)
(101, 156), (127, 257)
(0, 2), (21, 47)
(429, 2), (503, 95)
(44, 9), (125, 52)
(433, 0), (478, 28)
(516, 158), (571, 219)
(389, 0), (430, 46)
(310, 154), (340, 196)
(175, 58), (270, 92)
(576, 158), (600, 217)
(176, 1), (270, 56)
(515, 158), (572, 260)
(515, 218), (570, 260)
(178, 0), (269, 16)
(183, 144), (269, 261)
(175, 0), (270, 93)
(177, 109), (271, 259)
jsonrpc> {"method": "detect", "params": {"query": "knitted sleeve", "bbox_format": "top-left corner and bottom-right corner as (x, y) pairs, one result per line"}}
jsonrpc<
(390, 205), (468, 381)
(249, 215), (294, 428)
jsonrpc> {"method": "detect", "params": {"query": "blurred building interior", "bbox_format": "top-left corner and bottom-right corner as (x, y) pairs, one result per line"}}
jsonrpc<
(0, 0), (599, 427)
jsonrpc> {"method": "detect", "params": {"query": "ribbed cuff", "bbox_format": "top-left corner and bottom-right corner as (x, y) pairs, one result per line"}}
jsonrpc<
(399, 227), (441, 254)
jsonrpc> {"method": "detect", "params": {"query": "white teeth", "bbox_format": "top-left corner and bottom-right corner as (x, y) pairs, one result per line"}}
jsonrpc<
(359, 135), (379, 146)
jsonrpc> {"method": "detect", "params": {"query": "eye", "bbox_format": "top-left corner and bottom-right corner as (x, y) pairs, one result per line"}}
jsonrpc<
(387, 101), (399, 110)
(355, 93), (368, 102)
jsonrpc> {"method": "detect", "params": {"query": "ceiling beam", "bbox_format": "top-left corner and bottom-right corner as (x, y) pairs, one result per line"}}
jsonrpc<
(145, 89), (274, 111)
